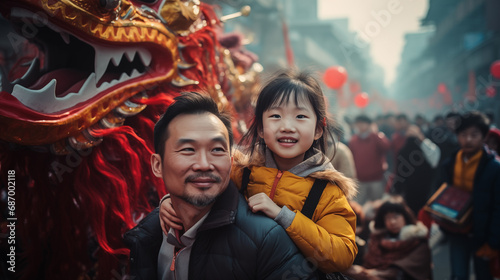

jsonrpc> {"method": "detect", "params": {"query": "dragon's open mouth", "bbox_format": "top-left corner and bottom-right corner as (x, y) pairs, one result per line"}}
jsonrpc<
(4, 7), (154, 114)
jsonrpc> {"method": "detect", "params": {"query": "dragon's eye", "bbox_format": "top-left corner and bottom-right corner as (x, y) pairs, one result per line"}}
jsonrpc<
(99, 0), (121, 10)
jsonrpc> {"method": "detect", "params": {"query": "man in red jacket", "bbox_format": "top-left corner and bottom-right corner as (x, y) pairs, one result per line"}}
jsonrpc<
(349, 115), (391, 205)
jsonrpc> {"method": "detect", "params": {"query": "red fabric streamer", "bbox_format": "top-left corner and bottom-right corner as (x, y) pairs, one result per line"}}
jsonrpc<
(281, 18), (295, 67)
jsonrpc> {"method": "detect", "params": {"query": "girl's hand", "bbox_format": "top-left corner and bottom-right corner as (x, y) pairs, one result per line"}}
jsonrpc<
(247, 193), (281, 219)
(159, 197), (183, 235)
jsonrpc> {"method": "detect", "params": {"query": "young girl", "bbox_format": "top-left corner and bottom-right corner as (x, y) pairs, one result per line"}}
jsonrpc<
(160, 69), (358, 273)
(344, 195), (432, 280)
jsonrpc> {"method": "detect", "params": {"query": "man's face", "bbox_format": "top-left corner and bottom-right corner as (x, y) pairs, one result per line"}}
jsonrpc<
(395, 119), (408, 131)
(151, 112), (232, 208)
(446, 116), (459, 131)
(354, 122), (370, 134)
(457, 126), (484, 156)
(387, 116), (396, 128)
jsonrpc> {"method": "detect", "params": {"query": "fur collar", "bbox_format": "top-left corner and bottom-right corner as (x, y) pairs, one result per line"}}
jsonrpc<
(368, 220), (428, 241)
(232, 149), (358, 199)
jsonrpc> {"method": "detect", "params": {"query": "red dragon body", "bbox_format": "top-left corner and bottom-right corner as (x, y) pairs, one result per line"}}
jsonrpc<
(0, 0), (259, 279)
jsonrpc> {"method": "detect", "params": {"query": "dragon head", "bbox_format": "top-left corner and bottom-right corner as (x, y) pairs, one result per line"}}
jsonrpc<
(0, 0), (206, 152)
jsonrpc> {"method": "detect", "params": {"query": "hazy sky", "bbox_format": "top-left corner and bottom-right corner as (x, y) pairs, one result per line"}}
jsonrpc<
(318, 0), (429, 87)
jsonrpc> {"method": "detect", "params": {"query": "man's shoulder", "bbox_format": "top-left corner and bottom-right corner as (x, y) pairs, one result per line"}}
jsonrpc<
(124, 208), (162, 244)
(231, 194), (288, 242)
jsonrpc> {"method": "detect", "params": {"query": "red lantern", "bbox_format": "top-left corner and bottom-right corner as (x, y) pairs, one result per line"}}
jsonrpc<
(323, 66), (348, 90)
(486, 86), (496, 98)
(490, 60), (500, 79)
(354, 92), (369, 108)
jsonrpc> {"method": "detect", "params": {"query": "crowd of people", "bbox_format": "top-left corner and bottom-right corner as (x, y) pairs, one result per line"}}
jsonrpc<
(336, 110), (500, 279)
(124, 69), (500, 280)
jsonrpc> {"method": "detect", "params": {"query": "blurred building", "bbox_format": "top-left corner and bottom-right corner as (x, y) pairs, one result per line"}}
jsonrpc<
(392, 0), (500, 123)
(216, 0), (387, 116)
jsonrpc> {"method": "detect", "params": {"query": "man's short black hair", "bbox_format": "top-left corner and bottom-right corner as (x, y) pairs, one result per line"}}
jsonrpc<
(395, 113), (408, 121)
(153, 92), (233, 158)
(384, 113), (395, 119)
(445, 112), (460, 120)
(354, 114), (372, 124)
(455, 111), (490, 137)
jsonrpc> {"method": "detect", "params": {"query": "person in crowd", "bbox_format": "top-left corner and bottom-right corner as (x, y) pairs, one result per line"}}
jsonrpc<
(381, 113), (397, 174)
(381, 113), (396, 139)
(432, 115), (445, 128)
(349, 115), (390, 205)
(390, 125), (441, 216)
(485, 111), (497, 129)
(485, 127), (500, 157)
(329, 138), (357, 180)
(434, 111), (500, 280)
(343, 195), (432, 280)
(124, 92), (319, 279)
(327, 124), (357, 180)
(160, 69), (358, 275)
(391, 114), (410, 163)
(427, 113), (460, 165)
(415, 114), (430, 135)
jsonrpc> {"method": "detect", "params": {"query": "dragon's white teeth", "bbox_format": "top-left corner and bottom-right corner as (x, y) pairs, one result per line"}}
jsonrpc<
(93, 45), (151, 83)
(77, 73), (97, 98)
(125, 49), (135, 62)
(95, 47), (111, 83)
(60, 31), (70, 44)
(12, 79), (58, 113)
(138, 48), (152, 66)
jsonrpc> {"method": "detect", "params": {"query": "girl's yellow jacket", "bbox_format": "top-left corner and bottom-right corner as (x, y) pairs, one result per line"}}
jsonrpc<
(231, 150), (358, 273)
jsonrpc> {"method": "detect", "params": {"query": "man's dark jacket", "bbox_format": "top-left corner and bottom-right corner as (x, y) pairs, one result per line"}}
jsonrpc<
(124, 182), (319, 280)
(438, 147), (500, 250)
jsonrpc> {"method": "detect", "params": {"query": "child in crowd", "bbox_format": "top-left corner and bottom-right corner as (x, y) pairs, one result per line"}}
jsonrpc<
(160, 69), (358, 273)
(344, 195), (432, 280)
(435, 111), (500, 280)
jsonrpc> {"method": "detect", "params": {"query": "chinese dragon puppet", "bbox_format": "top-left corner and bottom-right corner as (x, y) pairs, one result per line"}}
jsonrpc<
(0, 0), (260, 279)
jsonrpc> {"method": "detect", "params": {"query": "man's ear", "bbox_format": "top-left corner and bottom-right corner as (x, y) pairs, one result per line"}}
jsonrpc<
(151, 153), (163, 178)
(314, 126), (324, 140)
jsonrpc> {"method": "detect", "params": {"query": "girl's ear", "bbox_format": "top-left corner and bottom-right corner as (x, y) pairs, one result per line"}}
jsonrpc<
(314, 126), (324, 140)
(258, 127), (264, 139)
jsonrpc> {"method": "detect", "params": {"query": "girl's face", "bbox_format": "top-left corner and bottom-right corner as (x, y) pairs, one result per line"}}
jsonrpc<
(259, 94), (323, 171)
(384, 212), (406, 234)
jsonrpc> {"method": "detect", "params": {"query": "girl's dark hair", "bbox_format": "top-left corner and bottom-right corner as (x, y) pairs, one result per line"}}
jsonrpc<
(373, 195), (416, 230)
(239, 69), (336, 162)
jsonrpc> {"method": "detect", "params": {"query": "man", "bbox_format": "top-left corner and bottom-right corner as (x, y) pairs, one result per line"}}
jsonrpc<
(390, 124), (440, 216)
(349, 114), (390, 205)
(391, 113), (410, 161)
(124, 92), (318, 280)
(436, 111), (500, 280)
(428, 112), (460, 166)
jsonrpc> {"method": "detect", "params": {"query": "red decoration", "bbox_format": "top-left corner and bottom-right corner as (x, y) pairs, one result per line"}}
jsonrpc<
(437, 83), (447, 94)
(490, 60), (500, 79)
(323, 66), (348, 90)
(354, 92), (369, 108)
(486, 86), (496, 98)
